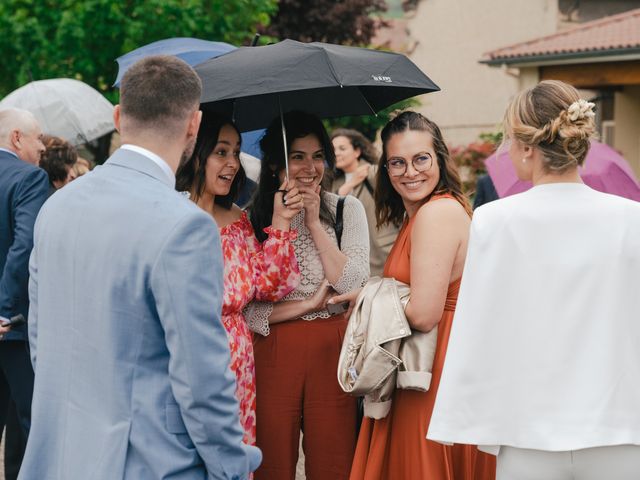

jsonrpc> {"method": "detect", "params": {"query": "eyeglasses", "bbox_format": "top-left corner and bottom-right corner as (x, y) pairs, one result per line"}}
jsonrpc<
(385, 153), (433, 177)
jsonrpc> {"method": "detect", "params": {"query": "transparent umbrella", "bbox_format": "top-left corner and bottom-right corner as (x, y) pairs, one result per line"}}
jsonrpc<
(0, 78), (114, 146)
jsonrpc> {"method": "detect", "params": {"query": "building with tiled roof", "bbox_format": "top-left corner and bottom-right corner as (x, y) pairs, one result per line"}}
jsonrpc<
(481, 6), (640, 176)
(398, 0), (640, 177)
(482, 7), (640, 66)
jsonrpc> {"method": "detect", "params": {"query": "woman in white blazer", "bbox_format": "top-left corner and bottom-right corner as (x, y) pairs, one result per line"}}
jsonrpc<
(427, 80), (640, 479)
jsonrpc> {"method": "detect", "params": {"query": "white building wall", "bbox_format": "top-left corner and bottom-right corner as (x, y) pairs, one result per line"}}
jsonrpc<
(614, 86), (640, 177)
(407, 0), (558, 145)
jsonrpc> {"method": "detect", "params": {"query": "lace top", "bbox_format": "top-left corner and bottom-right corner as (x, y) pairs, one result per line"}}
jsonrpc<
(246, 193), (370, 336)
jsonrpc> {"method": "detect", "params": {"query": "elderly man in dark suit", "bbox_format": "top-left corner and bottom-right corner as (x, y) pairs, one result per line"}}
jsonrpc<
(0, 108), (48, 480)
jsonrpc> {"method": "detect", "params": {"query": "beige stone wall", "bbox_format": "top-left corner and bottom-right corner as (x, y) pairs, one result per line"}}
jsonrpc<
(613, 86), (640, 177)
(407, 0), (558, 146)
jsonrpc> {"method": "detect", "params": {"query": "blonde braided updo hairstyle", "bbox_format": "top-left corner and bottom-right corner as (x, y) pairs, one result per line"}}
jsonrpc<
(504, 80), (596, 173)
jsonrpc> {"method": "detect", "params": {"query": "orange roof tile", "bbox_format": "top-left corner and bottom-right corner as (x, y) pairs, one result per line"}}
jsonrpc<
(483, 8), (640, 64)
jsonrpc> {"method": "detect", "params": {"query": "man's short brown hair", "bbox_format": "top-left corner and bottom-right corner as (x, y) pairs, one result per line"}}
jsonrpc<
(120, 55), (202, 134)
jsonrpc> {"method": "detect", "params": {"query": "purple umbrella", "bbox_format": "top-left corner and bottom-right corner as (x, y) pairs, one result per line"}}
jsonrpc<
(485, 141), (640, 201)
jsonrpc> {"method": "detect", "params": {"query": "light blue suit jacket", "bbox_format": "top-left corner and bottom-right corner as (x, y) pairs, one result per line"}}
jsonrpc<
(20, 148), (261, 480)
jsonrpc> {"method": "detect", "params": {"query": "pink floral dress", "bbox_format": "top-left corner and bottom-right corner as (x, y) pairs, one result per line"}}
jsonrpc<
(219, 212), (299, 445)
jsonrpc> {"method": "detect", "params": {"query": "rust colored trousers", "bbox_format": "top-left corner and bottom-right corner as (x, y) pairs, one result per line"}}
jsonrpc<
(253, 314), (357, 480)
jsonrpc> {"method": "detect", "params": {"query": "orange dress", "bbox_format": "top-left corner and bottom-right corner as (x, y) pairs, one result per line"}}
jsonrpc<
(349, 196), (496, 480)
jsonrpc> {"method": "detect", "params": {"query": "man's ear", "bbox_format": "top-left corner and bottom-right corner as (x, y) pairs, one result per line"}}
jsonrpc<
(187, 110), (202, 141)
(10, 129), (21, 150)
(113, 105), (121, 133)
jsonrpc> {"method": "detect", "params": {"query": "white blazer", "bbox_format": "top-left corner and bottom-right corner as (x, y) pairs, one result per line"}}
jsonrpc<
(427, 183), (640, 453)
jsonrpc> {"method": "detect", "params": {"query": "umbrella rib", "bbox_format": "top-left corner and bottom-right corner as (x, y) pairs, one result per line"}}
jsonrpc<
(317, 45), (377, 115)
(319, 46), (343, 86)
(356, 87), (377, 116)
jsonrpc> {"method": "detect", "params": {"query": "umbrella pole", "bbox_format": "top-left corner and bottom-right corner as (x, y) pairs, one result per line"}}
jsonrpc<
(279, 97), (289, 181)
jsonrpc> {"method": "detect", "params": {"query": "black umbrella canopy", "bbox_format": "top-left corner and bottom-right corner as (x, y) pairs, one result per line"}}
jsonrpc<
(195, 39), (440, 132)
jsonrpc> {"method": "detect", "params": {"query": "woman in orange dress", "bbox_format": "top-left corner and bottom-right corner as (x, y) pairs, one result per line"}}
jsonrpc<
(334, 111), (495, 479)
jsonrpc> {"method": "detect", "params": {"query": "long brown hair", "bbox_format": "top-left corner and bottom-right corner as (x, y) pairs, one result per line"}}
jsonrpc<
(374, 111), (471, 228)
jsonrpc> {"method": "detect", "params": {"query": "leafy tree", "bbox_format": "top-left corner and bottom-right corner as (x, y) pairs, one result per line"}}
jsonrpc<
(0, 0), (277, 101)
(261, 0), (388, 46)
(260, 0), (419, 141)
(0, 0), (276, 162)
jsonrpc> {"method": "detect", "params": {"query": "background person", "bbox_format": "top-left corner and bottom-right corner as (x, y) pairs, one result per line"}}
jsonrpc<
(39, 135), (78, 194)
(246, 112), (370, 480)
(472, 173), (499, 209)
(428, 80), (640, 480)
(331, 128), (398, 276)
(0, 108), (49, 480)
(73, 156), (93, 177)
(20, 56), (261, 480)
(176, 112), (303, 446)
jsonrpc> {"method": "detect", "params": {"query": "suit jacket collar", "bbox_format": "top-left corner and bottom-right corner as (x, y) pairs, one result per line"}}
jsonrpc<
(0, 148), (20, 161)
(106, 148), (175, 188)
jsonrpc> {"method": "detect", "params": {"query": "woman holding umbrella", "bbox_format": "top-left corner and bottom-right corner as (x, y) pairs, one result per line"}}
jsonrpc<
(175, 112), (304, 447)
(246, 111), (370, 480)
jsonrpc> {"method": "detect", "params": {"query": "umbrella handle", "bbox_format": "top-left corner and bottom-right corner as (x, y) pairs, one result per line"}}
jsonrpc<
(279, 97), (289, 181)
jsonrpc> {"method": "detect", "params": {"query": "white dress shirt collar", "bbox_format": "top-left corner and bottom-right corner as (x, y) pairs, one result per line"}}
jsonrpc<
(120, 144), (175, 187)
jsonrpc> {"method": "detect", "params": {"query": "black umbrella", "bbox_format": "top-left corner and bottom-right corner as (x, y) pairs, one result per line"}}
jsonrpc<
(194, 39), (439, 177)
(195, 39), (440, 132)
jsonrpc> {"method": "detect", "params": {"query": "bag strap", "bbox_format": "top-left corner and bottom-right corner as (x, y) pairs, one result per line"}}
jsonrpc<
(335, 196), (346, 250)
(362, 178), (374, 196)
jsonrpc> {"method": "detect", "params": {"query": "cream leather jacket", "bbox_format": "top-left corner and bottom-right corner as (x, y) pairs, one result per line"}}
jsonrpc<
(337, 276), (438, 419)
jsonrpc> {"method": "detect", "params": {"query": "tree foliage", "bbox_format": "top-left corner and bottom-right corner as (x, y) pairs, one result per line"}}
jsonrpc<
(260, 0), (419, 141)
(0, 0), (277, 101)
(260, 0), (388, 46)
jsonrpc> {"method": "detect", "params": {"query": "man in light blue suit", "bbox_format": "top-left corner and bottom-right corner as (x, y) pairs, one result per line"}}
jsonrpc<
(20, 56), (261, 480)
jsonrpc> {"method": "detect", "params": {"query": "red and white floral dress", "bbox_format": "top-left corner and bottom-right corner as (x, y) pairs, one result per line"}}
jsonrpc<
(219, 212), (299, 445)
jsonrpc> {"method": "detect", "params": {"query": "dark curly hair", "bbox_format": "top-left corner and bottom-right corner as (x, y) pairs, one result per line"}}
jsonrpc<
(40, 135), (77, 186)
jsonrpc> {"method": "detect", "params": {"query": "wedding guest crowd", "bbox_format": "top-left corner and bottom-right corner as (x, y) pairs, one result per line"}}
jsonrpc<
(2, 54), (639, 480)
